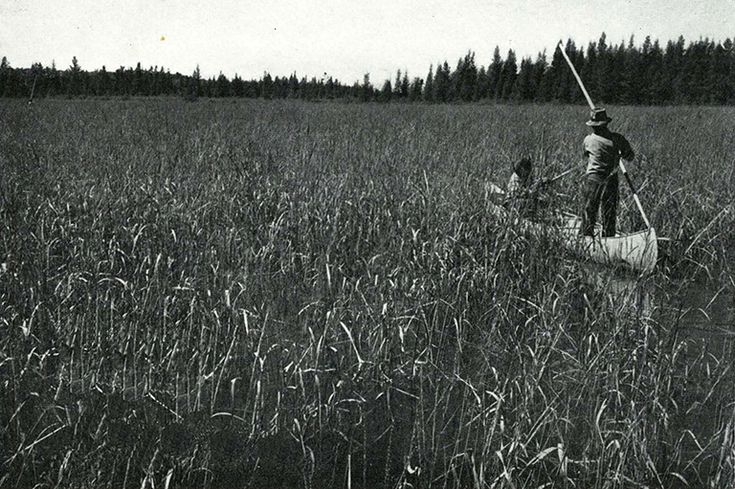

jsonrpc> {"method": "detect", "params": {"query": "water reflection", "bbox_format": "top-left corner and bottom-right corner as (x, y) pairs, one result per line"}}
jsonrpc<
(657, 279), (734, 337)
(582, 266), (734, 481)
(583, 265), (734, 335)
(582, 265), (655, 320)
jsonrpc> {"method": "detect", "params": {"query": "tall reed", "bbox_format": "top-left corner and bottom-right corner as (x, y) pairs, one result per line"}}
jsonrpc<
(0, 98), (732, 488)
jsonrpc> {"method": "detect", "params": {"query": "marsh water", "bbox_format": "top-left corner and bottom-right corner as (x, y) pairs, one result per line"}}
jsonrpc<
(663, 280), (734, 338)
(587, 266), (734, 481)
(605, 273), (733, 337)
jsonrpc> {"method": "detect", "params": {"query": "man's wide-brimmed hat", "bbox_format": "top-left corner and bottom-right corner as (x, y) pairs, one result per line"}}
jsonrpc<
(586, 108), (612, 126)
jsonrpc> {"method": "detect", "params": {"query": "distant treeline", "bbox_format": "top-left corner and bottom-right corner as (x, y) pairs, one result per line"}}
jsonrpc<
(2, 33), (734, 105)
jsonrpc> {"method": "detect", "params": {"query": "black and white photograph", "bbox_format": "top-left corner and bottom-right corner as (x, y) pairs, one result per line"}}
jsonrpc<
(1, 1), (734, 487)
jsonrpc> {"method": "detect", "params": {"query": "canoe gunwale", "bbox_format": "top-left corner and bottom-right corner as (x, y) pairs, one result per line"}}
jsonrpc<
(490, 188), (658, 273)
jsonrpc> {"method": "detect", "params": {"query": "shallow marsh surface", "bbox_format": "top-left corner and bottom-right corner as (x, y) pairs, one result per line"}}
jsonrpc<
(1, 99), (733, 488)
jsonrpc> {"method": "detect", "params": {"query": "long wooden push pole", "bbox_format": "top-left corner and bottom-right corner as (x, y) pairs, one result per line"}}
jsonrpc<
(556, 41), (651, 229)
(557, 42), (595, 109)
(618, 162), (650, 228)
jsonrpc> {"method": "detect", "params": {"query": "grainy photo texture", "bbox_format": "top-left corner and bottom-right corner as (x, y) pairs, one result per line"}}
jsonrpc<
(1, 1), (734, 488)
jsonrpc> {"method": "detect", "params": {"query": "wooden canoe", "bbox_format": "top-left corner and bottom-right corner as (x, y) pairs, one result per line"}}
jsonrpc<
(488, 183), (658, 273)
(557, 213), (658, 273)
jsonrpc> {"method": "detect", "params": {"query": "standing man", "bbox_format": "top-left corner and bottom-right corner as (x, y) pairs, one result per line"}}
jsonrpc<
(581, 108), (635, 237)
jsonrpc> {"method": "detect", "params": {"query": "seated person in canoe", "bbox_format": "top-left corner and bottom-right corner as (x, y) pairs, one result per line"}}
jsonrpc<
(504, 157), (553, 218)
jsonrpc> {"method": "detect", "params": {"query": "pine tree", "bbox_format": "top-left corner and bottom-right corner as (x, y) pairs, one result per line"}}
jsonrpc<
(97, 65), (110, 96)
(514, 57), (534, 101)
(557, 39), (578, 102)
(637, 36), (655, 103)
(185, 65), (200, 101)
(0, 56), (10, 97)
(360, 73), (372, 102)
(408, 77), (423, 101)
(202, 76), (214, 97)
(475, 66), (489, 100)
(487, 47), (503, 99)
(594, 33), (614, 103)
(707, 41), (728, 104)
(433, 61), (450, 102)
(724, 38), (735, 104)
(423, 64), (434, 102)
(393, 69), (402, 98)
(440, 61), (453, 100)
(645, 39), (666, 104)
(498, 49), (517, 100)
(215, 72), (230, 97)
(448, 56), (461, 101)
(581, 41), (597, 94)
(538, 43), (564, 102)
(379, 79), (392, 102)
(606, 41), (627, 103)
(261, 72), (274, 99)
(684, 39), (711, 103)
(456, 51), (477, 101)
(45, 61), (60, 97)
(68, 56), (82, 97)
(669, 36), (687, 102)
(288, 73), (300, 98)
(571, 44), (586, 103)
(131, 62), (142, 95)
(1, 32), (733, 105)
(162, 68), (175, 95)
(322, 76), (332, 99)
(232, 74), (245, 97)
(531, 51), (547, 101)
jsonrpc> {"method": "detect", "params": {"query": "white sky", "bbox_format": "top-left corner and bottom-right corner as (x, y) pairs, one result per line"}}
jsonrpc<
(0, 0), (733, 84)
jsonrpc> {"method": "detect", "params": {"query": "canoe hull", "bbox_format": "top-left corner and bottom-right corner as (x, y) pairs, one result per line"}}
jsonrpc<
(559, 215), (658, 273)
(488, 184), (658, 273)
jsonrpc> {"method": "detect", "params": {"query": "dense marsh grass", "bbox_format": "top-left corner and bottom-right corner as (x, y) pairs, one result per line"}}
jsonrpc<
(0, 98), (733, 488)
